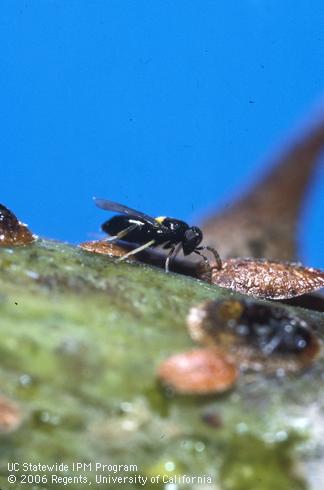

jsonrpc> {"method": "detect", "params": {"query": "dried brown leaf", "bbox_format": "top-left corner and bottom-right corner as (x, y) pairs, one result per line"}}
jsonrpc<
(201, 119), (324, 261)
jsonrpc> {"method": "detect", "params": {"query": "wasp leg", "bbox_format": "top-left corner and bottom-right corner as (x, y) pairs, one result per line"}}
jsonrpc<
(116, 239), (156, 262)
(165, 242), (182, 273)
(165, 246), (175, 273)
(194, 250), (210, 269)
(105, 224), (139, 242)
(196, 246), (222, 270)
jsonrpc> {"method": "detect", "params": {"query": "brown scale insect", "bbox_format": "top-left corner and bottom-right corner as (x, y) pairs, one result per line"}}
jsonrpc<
(198, 258), (324, 300)
(0, 204), (34, 246)
(0, 396), (21, 433)
(157, 348), (238, 395)
(79, 240), (130, 258)
(187, 299), (320, 373)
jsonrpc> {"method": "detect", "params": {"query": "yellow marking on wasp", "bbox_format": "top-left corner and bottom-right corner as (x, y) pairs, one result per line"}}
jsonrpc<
(155, 216), (166, 223)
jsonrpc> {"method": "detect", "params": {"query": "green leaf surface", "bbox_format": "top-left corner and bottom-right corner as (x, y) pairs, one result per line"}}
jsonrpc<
(0, 240), (323, 490)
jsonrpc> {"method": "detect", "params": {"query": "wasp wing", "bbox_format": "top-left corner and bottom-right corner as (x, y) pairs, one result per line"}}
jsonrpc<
(94, 198), (158, 226)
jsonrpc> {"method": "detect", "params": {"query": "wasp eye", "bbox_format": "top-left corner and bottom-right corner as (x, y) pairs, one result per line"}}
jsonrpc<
(185, 227), (203, 243)
(184, 229), (196, 241)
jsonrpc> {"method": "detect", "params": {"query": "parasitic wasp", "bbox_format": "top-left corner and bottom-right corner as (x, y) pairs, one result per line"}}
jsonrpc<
(94, 198), (222, 273)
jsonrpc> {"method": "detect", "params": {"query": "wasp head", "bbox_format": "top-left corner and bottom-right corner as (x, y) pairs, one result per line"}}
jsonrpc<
(182, 226), (203, 255)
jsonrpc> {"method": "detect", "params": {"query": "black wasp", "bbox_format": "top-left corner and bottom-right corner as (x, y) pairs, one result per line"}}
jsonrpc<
(94, 198), (222, 273)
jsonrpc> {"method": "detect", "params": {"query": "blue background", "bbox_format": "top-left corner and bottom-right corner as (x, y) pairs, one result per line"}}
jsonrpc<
(1, 1), (324, 266)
